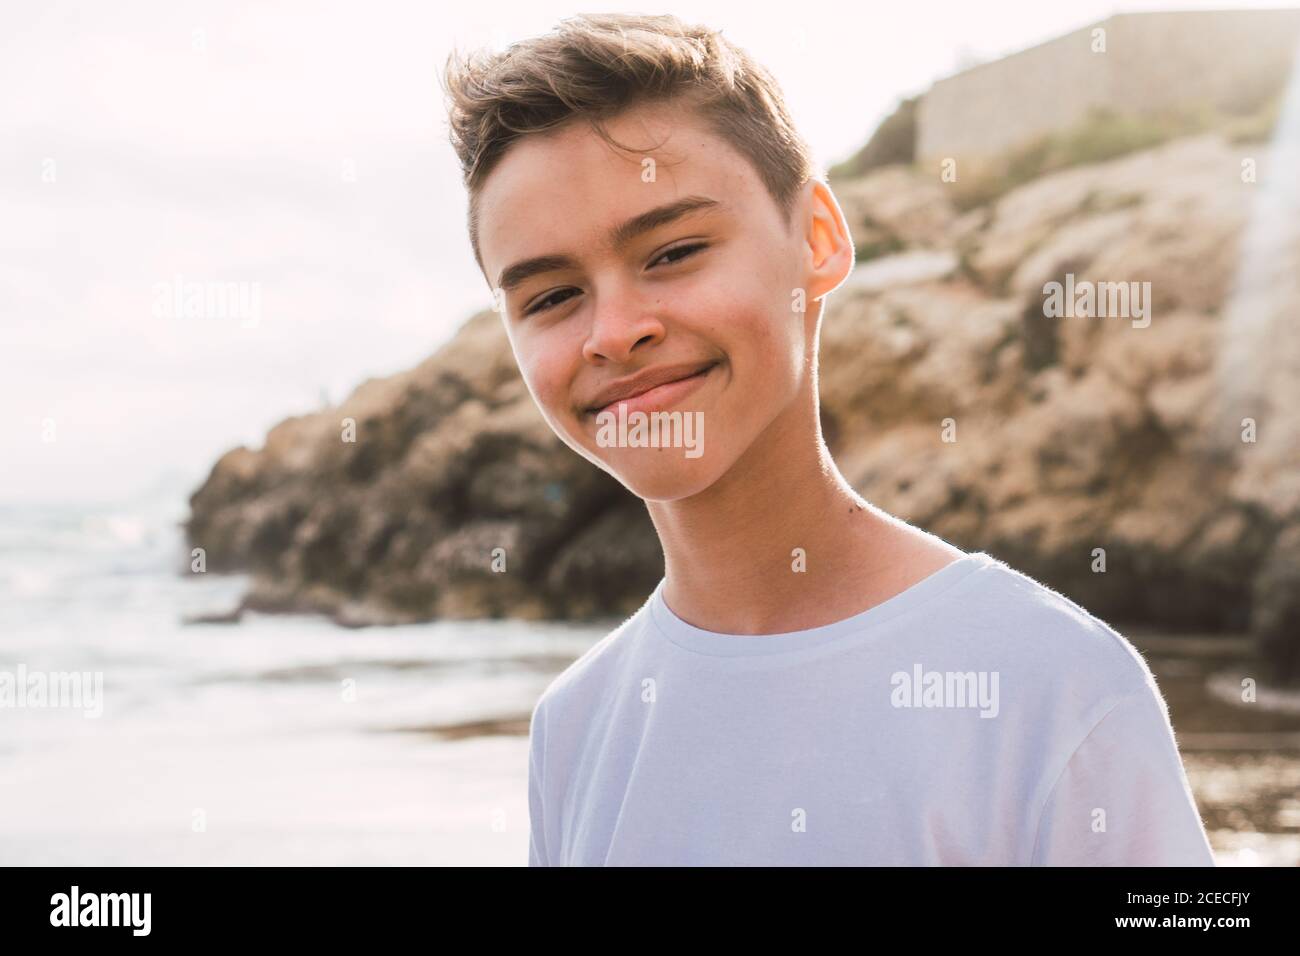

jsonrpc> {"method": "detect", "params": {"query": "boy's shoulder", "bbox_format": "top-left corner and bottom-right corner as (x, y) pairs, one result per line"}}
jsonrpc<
(952, 552), (1158, 700)
(530, 594), (654, 723)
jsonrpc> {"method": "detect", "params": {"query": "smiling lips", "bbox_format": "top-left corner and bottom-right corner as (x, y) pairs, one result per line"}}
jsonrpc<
(584, 360), (719, 419)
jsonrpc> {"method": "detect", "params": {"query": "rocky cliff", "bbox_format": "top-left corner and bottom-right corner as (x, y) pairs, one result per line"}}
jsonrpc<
(186, 130), (1300, 681)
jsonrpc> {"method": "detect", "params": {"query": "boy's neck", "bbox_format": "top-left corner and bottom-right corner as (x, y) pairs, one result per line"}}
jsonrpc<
(645, 391), (963, 636)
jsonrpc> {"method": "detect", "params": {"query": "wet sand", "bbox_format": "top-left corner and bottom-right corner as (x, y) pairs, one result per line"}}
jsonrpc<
(1129, 630), (1300, 866)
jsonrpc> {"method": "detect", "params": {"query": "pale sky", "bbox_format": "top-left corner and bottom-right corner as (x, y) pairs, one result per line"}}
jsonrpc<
(0, 0), (1287, 503)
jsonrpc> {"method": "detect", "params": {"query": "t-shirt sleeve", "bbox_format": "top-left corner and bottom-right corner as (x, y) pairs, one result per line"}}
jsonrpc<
(527, 697), (550, 867)
(1031, 680), (1216, 866)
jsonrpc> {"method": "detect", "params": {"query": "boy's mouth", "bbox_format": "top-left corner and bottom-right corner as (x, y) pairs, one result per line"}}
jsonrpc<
(582, 359), (720, 419)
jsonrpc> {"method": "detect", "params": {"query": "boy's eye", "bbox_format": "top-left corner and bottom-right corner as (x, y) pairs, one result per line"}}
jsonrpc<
(649, 241), (707, 269)
(524, 287), (580, 316)
(521, 242), (708, 316)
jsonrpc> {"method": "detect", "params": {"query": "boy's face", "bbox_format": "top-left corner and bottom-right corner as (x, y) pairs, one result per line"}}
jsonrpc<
(475, 100), (851, 501)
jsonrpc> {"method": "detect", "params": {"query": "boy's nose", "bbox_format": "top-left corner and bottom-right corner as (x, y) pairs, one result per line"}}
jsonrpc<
(581, 290), (667, 364)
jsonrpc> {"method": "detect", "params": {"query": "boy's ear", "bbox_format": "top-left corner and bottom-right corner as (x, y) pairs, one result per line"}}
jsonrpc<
(804, 179), (854, 301)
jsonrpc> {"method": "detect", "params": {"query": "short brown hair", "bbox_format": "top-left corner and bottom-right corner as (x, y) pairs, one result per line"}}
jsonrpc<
(440, 13), (819, 279)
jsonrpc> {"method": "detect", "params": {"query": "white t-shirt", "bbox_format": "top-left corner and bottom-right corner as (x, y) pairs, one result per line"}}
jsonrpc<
(526, 551), (1216, 866)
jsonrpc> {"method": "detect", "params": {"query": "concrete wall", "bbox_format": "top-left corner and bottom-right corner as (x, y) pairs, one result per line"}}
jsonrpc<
(916, 9), (1300, 163)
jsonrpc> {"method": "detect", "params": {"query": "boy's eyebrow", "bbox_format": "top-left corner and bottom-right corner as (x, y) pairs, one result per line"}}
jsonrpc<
(495, 195), (722, 293)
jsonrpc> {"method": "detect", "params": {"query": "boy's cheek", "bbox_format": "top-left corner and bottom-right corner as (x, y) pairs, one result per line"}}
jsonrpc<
(524, 368), (583, 436)
(513, 348), (559, 403)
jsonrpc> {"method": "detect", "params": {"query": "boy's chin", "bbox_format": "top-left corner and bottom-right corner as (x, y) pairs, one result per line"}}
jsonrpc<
(596, 452), (728, 502)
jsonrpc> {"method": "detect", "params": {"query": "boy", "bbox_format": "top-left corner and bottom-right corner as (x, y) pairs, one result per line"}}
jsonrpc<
(441, 13), (1216, 866)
